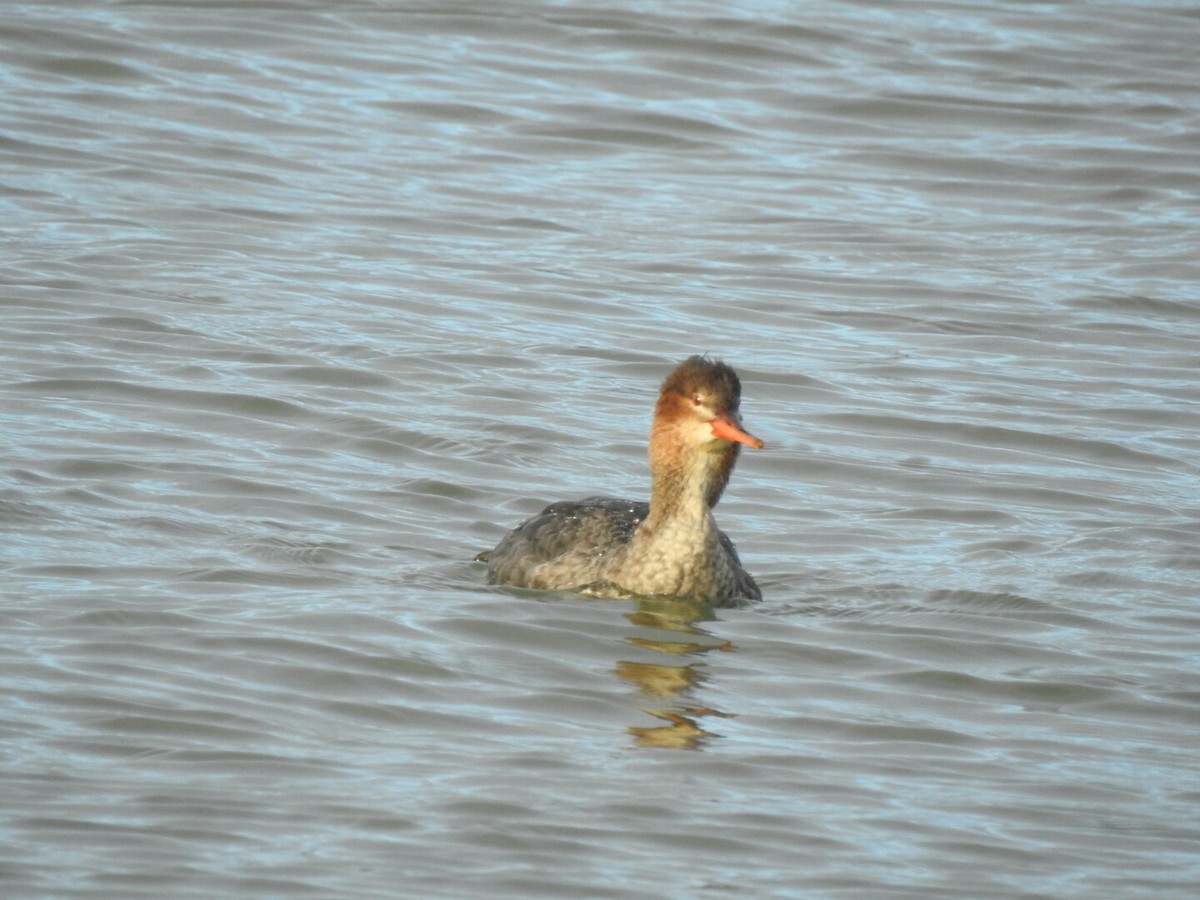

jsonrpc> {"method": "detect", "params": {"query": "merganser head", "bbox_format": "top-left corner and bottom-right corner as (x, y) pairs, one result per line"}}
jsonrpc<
(654, 355), (764, 451)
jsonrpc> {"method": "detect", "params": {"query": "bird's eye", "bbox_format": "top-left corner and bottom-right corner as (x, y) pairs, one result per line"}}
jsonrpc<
(691, 394), (703, 407)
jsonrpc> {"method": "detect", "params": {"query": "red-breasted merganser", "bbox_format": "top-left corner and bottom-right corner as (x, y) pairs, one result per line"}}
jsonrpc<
(481, 356), (763, 606)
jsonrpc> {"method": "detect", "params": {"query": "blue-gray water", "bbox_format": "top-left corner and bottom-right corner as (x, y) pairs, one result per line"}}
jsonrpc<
(3, 2), (1199, 898)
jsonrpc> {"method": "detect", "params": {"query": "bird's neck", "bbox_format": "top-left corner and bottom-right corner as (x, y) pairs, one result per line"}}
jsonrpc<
(642, 429), (738, 532)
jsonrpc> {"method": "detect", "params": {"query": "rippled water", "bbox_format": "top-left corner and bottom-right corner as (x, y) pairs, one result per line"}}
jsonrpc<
(3, 2), (1199, 897)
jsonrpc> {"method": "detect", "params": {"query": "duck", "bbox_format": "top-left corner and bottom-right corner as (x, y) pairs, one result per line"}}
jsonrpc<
(480, 355), (763, 607)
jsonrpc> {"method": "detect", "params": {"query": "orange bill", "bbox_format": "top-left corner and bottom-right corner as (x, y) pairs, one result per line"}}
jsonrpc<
(710, 413), (764, 449)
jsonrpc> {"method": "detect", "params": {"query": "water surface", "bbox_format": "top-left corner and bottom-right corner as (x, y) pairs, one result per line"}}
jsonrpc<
(3, 2), (1199, 897)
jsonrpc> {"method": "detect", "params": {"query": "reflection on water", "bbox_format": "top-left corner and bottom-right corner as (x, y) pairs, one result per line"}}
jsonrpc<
(618, 596), (736, 750)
